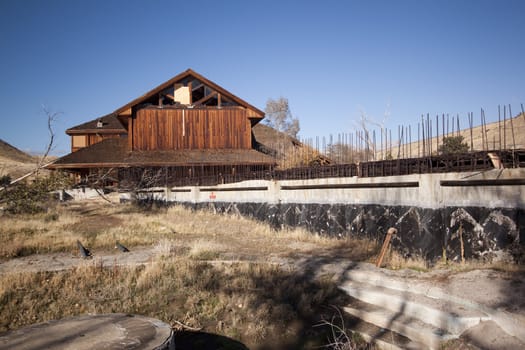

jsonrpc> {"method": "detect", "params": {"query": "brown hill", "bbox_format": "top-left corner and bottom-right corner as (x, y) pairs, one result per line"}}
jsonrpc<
(253, 123), (331, 168)
(0, 139), (37, 180)
(380, 112), (525, 160)
(0, 139), (34, 163)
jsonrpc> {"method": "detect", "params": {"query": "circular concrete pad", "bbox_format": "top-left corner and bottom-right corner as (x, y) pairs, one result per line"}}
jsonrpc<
(0, 313), (174, 350)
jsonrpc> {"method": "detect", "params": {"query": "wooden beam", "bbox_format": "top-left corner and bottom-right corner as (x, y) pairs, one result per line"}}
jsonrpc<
(118, 108), (132, 117)
(191, 82), (204, 92)
(128, 116), (133, 151)
(188, 81), (193, 104)
(193, 91), (218, 106)
(376, 228), (397, 268)
(218, 93), (222, 108)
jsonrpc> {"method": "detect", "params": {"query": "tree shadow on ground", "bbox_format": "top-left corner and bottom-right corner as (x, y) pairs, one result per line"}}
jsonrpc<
(175, 330), (249, 350)
(171, 246), (373, 350)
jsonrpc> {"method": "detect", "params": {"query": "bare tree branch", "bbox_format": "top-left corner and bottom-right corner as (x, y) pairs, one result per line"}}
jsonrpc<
(37, 105), (61, 173)
(87, 168), (118, 203)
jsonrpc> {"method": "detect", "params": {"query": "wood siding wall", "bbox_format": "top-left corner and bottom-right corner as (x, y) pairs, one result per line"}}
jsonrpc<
(132, 108), (251, 151)
(71, 134), (121, 152)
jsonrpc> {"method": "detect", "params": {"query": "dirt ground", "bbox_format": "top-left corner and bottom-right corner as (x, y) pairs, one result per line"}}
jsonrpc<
(1, 199), (524, 349)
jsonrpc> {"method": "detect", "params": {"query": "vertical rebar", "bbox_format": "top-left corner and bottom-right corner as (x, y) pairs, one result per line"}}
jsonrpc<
(405, 126), (408, 158)
(421, 115), (426, 157)
(482, 108), (488, 151)
(480, 109), (484, 151)
(509, 104), (516, 151)
(442, 113), (445, 148)
(379, 129), (382, 160)
(409, 125), (412, 158)
(372, 129), (377, 160)
(436, 114), (439, 154)
(428, 114), (432, 156)
(468, 112), (474, 151)
(389, 129), (392, 157)
(446, 113), (450, 137)
(508, 104), (516, 167)
(503, 105), (507, 149)
(350, 133), (353, 162)
(417, 122), (420, 157)
(498, 105), (502, 150)
(456, 114), (460, 137)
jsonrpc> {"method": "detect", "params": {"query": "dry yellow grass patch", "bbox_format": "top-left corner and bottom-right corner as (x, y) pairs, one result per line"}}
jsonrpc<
(0, 209), (79, 258)
(162, 205), (332, 244)
(0, 257), (352, 349)
(433, 258), (525, 274)
(188, 239), (227, 260)
(384, 249), (430, 272)
(0, 200), (376, 265)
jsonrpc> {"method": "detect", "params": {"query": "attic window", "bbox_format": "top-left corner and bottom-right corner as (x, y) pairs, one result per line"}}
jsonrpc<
(97, 120), (103, 128)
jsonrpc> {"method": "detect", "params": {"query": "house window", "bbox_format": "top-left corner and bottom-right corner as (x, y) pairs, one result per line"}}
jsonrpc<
(72, 135), (87, 148)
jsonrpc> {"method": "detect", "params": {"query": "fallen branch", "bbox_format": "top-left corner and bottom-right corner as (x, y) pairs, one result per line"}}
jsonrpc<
(171, 320), (203, 332)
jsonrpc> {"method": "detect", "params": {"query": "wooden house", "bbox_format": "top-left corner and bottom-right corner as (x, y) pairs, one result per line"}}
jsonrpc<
(49, 69), (276, 186)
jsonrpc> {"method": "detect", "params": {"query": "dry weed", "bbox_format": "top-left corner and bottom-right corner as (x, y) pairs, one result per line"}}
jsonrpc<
(434, 258), (525, 274)
(188, 239), (226, 260)
(0, 258), (351, 348)
(0, 209), (79, 258)
(153, 238), (178, 258)
(385, 249), (429, 272)
(1, 201), (347, 261)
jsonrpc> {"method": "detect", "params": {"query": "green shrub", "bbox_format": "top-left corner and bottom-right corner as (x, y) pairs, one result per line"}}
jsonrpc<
(0, 175), (11, 187)
(439, 136), (469, 155)
(0, 172), (71, 214)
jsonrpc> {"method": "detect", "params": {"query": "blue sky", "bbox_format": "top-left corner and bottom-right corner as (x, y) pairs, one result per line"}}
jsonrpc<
(0, 0), (524, 155)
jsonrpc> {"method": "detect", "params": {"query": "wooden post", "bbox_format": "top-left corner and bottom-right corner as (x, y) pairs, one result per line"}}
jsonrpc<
(459, 223), (465, 265)
(376, 227), (397, 268)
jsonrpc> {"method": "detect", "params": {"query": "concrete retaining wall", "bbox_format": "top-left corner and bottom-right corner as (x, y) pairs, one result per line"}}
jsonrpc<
(155, 169), (525, 209)
(130, 168), (525, 261)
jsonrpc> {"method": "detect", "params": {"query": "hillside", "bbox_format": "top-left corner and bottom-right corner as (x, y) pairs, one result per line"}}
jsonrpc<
(253, 123), (331, 168)
(0, 139), (37, 180)
(0, 139), (34, 163)
(380, 112), (525, 160)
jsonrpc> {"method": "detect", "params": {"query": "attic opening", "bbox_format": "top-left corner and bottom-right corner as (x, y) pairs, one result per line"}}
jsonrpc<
(138, 77), (242, 109)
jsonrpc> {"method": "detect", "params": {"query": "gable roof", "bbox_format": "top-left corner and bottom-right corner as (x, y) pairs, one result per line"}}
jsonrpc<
(67, 69), (265, 133)
(115, 68), (264, 119)
(67, 113), (127, 135)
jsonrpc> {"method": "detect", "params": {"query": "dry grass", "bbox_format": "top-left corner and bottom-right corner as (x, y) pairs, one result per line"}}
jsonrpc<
(1, 200), (520, 348)
(383, 249), (430, 272)
(0, 257), (351, 349)
(0, 209), (79, 258)
(0, 202), (339, 260)
(379, 247), (525, 274)
(188, 239), (226, 260)
(0, 201), (373, 348)
(433, 258), (525, 274)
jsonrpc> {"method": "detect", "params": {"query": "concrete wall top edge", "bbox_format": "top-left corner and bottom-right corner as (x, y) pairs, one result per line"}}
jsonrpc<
(156, 168), (525, 209)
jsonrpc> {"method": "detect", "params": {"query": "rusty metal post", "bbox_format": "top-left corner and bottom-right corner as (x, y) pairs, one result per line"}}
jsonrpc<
(376, 227), (398, 268)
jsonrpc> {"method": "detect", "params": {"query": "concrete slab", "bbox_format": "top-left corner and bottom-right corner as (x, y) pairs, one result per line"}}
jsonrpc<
(460, 320), (525, 350)
(343, 262), (525, 343)
(344, 304), (454, 349)
(0, 313), (174, 350)
(340, 282), (488, 336)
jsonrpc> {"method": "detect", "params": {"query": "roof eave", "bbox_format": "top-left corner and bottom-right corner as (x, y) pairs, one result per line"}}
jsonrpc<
(48, 160), (276, 169)
(66, 129), (127, 135)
